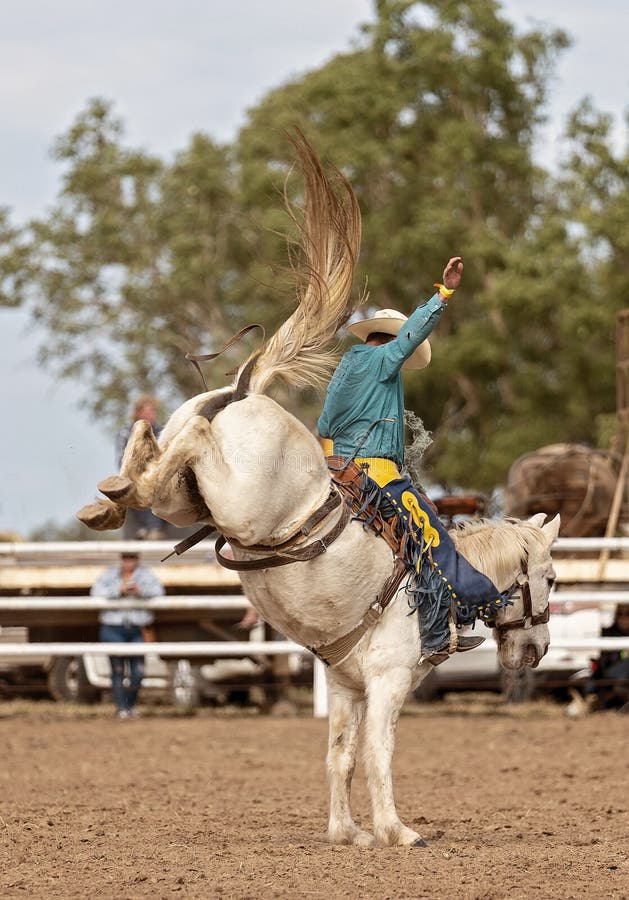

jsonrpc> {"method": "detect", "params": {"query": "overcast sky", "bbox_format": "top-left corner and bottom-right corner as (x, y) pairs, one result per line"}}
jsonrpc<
(1, 0), (628, 536)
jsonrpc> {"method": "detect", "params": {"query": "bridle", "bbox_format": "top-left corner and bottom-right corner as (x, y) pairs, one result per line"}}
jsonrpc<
(485, 557), (551, 635)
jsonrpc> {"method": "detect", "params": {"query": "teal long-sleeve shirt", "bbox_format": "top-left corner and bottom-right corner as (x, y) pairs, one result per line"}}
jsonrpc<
(317, 293), (446, 465)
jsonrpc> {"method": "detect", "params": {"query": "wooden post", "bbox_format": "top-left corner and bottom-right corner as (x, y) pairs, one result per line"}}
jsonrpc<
(599, 309), (629, 577)
(598, 432), (629, 578)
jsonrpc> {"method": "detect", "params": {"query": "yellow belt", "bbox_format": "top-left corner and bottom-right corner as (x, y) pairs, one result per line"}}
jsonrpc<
(319, 438), (401, 488)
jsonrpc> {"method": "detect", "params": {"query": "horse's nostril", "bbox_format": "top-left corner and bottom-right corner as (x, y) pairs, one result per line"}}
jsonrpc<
(526, 643), (541, 668)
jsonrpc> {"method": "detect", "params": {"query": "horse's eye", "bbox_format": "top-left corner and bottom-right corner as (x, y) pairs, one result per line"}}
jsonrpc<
(547, 576), (556, 589)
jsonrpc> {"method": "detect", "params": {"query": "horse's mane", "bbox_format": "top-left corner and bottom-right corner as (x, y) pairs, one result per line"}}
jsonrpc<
(451, 518), (548, 584)
(244, 131), (363, 395)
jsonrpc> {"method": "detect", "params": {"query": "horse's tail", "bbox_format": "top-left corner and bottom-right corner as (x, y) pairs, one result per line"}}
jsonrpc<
(244, 131), (363, 395)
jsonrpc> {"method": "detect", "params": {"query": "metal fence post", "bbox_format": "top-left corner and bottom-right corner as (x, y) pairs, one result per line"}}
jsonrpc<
(312, 658), (328, 718)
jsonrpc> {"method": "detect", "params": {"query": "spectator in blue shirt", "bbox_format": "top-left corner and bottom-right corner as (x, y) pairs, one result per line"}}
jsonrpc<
(91, 551), (164, 718)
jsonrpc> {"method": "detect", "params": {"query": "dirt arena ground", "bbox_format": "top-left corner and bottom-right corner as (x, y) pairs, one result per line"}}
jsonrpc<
(1, 699), (627, 899)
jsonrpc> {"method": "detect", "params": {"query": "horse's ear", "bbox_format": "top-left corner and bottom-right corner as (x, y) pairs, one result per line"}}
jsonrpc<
(527, 512), (547, 528)
(541, 513), (561, 545)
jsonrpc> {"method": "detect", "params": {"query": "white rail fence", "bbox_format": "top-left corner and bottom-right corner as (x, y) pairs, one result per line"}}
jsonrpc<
(0, 596), (250, 611)
(0, 540), (213, 559)
(1, 538), (629, 717)
(0, 594), (330, 716)
(0, 535), (627, 557)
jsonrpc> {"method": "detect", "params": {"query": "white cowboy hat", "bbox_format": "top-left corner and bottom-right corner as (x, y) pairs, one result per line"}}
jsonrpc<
(347, 308), (432, 370)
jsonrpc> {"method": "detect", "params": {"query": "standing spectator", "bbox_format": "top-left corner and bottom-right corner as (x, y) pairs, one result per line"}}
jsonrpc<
(91, 551), (164, 718)
(116, 395), (168, 539)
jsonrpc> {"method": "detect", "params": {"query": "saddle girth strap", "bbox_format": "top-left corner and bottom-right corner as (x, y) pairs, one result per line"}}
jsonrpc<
(214, 500), (351, 571)
(308, 557), (408, 668)
(162, 487), (343, 565)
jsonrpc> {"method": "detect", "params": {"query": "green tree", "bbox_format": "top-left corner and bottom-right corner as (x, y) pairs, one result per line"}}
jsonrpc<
(3, 2), (624, 494)
(561, 98), (629, 399)
(235, 0), (574, 487)
(2, 99), (252, 421)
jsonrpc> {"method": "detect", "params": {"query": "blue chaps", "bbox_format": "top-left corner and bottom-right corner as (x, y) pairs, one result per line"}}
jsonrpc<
(377, 475), (503, 653)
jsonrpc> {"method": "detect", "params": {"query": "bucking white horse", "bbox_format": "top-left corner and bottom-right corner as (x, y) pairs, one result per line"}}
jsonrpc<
(78, 134), (559, 848)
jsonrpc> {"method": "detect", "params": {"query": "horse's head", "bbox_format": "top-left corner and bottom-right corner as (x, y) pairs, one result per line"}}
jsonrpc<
(452, 512), (560, 671)
(154, 391), (331, 547)
(489, 513), (560, 671)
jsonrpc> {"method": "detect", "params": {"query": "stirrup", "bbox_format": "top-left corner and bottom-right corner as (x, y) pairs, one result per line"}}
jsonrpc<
(420, 650), (450, 668)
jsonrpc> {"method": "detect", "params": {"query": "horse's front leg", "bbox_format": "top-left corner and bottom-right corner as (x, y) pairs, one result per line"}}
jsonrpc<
(326, 678), (373, 847)
(364, 666), (425, 847)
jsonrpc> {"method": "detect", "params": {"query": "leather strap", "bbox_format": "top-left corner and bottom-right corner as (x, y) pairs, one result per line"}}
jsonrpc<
(186, 324), (265, 389)
(490, 581), (550, 632)
(308, 557), (408, 667)
(161, 488), (342, 565)
(214, 501), (351, 571)
(161, 524), (217, 562)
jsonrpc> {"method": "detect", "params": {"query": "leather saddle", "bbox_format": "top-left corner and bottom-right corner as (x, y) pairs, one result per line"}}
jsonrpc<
(326, 456), (405, 557)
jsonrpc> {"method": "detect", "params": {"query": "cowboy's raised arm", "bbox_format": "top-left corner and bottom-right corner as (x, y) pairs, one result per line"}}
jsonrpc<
(378, 256), (463, 376)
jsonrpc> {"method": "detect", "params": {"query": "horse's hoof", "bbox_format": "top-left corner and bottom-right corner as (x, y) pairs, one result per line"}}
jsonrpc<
(411, 837), (428, 848)
(98, 475), (134, 500)
(76, 500), (125, 531)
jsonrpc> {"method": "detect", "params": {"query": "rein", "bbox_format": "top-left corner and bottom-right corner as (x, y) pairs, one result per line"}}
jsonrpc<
(186, 324), (265, 390)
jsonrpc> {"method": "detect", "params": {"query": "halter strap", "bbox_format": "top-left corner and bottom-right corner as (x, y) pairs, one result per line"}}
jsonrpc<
(488, 558), (550, 632)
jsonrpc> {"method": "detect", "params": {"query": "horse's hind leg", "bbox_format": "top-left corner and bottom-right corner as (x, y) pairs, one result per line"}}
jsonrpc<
(99, 421), (161, 508)
(76, 497), (127, 531)
(364, 667), (425, 847)
(326, 679), (373, 847)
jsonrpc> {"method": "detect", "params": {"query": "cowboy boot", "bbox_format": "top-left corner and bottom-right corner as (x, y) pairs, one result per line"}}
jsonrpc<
(457, 635), (485, 652)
